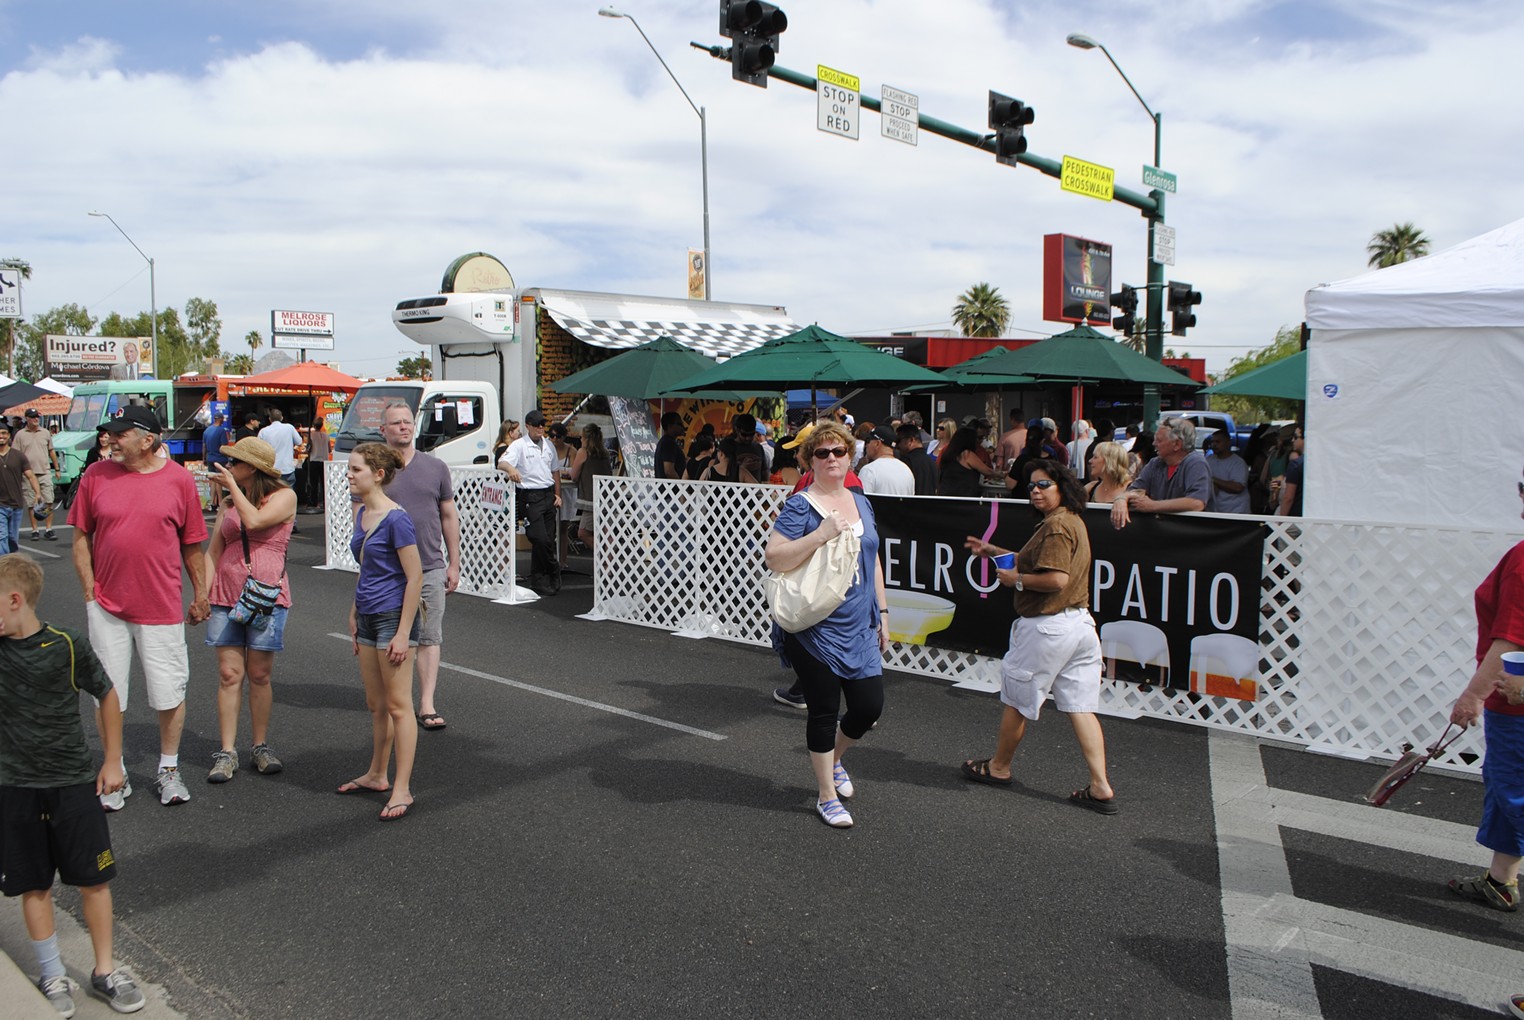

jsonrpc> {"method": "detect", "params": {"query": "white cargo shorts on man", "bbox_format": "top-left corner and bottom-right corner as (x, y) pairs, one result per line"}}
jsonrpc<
(999, 607), (1102, 721)
(87, 601), (190, 711)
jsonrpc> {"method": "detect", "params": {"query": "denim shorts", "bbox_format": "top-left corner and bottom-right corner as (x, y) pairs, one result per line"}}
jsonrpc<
(205, 605), (288, 652)
(355, 609), (420, 649)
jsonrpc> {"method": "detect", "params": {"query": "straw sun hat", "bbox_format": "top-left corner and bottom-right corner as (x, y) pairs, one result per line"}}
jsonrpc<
(220, 437), (282, 478)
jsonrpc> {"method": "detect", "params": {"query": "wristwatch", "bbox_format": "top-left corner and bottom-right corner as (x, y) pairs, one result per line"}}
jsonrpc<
(1013, 573), (1024, 592)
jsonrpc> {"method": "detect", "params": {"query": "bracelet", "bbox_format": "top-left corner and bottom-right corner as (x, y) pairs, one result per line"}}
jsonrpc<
(879, 608), (889, 614)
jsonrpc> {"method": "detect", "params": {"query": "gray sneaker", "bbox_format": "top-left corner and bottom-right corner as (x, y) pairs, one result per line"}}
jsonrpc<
(37, 974), (75, 1017)
(207, 750), (237, 784)
(100, 778), (132, 813)
(250, 743), (283, 775)
(156, 766), (190, 806)
(89, 969), (145, 1014)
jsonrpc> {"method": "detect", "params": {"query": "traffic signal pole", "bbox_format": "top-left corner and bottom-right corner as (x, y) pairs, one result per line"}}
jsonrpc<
(695, 46), (1169, 423)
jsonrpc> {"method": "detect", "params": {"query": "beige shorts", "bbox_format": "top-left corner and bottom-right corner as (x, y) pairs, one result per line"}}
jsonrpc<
(35, 476), (54, 506)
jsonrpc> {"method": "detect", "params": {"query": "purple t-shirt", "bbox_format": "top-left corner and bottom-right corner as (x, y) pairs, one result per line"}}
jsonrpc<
(351, 508), (418, 614)
(385, 451), (453, 572)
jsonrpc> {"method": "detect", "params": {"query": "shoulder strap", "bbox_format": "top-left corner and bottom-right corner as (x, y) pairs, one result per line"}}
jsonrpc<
(239, 511), (290, 585)
(356, 508), (392, 564)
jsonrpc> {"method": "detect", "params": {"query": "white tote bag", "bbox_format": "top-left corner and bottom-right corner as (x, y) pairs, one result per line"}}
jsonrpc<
(765, 491), (861, 633)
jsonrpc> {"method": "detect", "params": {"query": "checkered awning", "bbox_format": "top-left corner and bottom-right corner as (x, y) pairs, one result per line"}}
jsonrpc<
(533, 289), (799, 360)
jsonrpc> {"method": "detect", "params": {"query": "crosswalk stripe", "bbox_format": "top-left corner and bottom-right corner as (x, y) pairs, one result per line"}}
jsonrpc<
(1212, 731), (1519, 1016)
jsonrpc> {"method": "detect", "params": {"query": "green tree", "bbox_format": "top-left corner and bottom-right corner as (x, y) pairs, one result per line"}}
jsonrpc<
(397, 354), (433, 380)
(185, 297), (222, 358)
(246, 329), (263, 354)
(1207, 325), (1303, 424)
(224, 353), (254, 374)
(951, 282), (1011, 338)
(1367, 222), (1432, 268)
(99, 307), (191, 377)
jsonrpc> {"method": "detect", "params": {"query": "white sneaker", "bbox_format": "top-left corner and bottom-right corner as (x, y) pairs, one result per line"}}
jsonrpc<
(832, 763), (855, 799)
(816, 798), (853, 828)
(100, 778), (133, 813)
(156, 767), (190, 806)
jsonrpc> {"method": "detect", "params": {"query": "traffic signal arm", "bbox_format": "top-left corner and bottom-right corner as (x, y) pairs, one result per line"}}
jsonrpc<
(691, 47), (1161, 218)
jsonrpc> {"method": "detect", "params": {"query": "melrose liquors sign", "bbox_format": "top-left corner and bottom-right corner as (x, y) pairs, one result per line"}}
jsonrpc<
(271, 309), (335, 351)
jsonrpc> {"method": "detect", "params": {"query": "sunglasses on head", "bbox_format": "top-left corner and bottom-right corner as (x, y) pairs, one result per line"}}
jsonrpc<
(1027, 479), (1056, 492)
(813, 446), (850, 460)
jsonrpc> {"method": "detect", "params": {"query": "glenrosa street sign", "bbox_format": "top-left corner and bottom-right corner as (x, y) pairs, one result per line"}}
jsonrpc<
(817, 65), (860, 140)
(881, 85), (918, 146)
(1143, 165), (1178, 193)
(1153, 223), (1177, 266)
(0, 269), (20, 319)
(1060, 156), (1114, 202)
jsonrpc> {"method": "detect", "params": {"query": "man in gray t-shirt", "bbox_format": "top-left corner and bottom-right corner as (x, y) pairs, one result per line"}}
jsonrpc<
(381, 403), (461, 730)
(1111, 417), (1215, 529)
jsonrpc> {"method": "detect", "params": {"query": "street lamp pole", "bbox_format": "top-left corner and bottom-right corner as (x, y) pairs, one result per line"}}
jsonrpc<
(88, 211), (157, 367)
(1066, 34), (1165, 429)
(599, 6), (711, 301)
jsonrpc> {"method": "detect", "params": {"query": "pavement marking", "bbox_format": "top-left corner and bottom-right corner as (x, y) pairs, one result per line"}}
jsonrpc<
(326, 633), (727, 741)
(1210, 731), (1521, 1017)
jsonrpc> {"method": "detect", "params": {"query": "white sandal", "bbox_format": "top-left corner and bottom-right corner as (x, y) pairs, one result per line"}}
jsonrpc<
(816, 798), (853, 828)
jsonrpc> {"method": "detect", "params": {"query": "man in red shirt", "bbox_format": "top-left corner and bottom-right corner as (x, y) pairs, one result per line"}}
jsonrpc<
(68, 406), (210, 810)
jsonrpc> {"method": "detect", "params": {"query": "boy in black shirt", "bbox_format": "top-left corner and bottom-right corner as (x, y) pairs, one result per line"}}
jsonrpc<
(0, 554), (143, 1015)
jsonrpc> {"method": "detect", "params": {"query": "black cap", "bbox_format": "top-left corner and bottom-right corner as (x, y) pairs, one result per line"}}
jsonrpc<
(524, 409), (547, 427)
(24, 408), (40, 418)
(868, 424), (898, 446)
(100, 406), (163, 435)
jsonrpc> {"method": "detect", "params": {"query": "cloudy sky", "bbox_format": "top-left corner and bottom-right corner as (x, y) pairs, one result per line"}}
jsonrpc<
(3, 0), (1518, 377)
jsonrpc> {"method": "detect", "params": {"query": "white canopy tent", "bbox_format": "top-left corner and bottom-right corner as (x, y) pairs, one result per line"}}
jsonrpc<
(1304, 218), (1524, 529)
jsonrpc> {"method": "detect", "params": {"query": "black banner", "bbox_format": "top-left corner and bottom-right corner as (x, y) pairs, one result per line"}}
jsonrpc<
(607, 396), (658, 479)
(869, 495), (1268, 700)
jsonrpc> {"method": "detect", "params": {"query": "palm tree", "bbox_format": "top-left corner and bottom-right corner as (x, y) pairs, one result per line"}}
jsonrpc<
(246, 328), (263, 353)
(1, 259), (31, 376)
(951, 282), (1011, 338)
(1367, 222), (1432, 268)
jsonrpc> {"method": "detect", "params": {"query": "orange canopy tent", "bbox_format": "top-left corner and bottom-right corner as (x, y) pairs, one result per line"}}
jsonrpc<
(3, 392), (71, 417)
(236, 361), (365, 393)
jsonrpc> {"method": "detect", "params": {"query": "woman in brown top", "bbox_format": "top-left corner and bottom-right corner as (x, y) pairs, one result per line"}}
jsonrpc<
(959, 461), (1118, 813)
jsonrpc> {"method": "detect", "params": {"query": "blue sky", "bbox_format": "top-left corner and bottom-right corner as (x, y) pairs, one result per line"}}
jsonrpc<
(3, 0), (1520, 376)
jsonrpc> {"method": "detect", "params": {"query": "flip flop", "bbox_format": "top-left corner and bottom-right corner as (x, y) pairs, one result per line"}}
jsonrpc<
(961, 758), (1013, 787)
(379, 801), (412, 822)
(1069, 785), (1120, 815)
(417, 713), (447, 731)
(336, 780), (390, 795)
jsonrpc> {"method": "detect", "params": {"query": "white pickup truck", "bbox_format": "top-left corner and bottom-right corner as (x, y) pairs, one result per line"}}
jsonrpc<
(334, 379), (500, 468)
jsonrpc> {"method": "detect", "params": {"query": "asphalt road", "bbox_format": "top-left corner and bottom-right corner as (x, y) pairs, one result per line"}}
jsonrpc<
(3, 518), (1517, 1019)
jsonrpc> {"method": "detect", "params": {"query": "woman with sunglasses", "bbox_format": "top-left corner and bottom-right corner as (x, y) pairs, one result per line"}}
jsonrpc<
(764, 420), (887, 829)
(960, 461), (1118, 814)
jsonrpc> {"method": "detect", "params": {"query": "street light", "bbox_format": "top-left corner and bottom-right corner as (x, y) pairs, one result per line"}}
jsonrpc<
(87, 211), (157, 369)
(1066, 32), (1166, 427)
(599, 5), (712, 300)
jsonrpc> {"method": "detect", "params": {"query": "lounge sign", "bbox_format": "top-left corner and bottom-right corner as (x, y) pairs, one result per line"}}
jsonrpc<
(869, 495), (1268, 700)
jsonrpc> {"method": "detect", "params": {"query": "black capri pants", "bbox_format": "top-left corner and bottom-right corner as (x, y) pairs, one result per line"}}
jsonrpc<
(782, 632), (884, 753)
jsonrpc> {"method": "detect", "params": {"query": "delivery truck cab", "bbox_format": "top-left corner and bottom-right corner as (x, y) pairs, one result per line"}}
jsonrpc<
(334, 379), (499, 468)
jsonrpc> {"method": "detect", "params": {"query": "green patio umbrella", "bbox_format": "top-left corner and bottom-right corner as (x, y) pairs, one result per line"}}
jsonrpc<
(663, 325), (949, 403)
(908, 346), (1037, 390)
(971, 324), (1198, 386)
(1200, 350), (1306, 402)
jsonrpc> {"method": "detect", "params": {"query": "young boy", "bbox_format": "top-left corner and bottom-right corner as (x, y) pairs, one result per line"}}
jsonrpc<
(0, 554), (145, 1015)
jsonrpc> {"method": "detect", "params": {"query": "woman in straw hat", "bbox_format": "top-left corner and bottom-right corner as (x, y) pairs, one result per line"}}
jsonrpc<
(203, 438), (297, 784)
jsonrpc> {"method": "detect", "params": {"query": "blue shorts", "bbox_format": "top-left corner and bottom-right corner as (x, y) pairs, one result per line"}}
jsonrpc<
(1478, 710), (1524, 857)
(204, 605), (288, 652)
(355, 609), (420, 649)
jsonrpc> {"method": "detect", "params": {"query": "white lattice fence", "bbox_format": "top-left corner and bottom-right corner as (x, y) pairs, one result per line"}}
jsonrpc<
(593, 475), (1523, 774)
(322, 462), (520, 600)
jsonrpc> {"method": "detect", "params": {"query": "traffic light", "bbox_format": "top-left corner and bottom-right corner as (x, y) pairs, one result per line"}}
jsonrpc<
(987, 91), (1035, 166)
(1168, 281), (1202, 336)
(1110, 284), (1139, 334)
(720, 1), (787, 87)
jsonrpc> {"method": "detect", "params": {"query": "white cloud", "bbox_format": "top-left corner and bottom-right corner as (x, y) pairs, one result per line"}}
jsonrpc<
(3, 0), (1521, 377)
